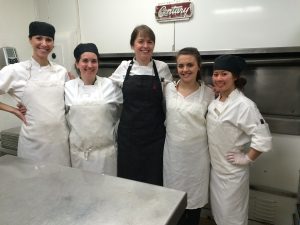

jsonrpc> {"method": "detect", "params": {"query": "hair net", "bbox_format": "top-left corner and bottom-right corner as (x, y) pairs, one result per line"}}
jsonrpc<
(73, 43), (100, 60)
(214, 55), (246, 76)
(29, 21), (55, 40)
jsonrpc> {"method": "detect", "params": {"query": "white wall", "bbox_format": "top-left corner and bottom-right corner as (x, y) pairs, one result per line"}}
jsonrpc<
(175, 0), (300, 51)
(78, 0), (174, 53)
(0, 0), (37, 132)
(77, 0), (300, 53)
(0, 0), (36, 61)
(30, 0), (300, 52)
(35, 0), (80, 72)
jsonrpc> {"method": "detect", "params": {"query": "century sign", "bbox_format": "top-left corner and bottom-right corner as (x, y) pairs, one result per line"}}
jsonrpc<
(155, 1), (193, 23)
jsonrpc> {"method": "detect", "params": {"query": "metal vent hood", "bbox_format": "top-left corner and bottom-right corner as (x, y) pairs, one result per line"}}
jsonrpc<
(99, 47), (300, 135)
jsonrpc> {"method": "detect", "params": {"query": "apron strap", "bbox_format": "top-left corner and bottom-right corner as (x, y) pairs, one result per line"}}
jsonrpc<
(152, 60), (163, 91)
(124, 60), (134, 81)
(152, 60), (159, 79)
(124, 60), (161, 81)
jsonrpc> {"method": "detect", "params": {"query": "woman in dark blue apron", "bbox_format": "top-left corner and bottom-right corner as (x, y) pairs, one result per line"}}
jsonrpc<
(110, 25), (173, 185)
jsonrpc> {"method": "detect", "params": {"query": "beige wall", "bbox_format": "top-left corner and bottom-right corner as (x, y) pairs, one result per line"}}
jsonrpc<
(0, 0), (36, 132)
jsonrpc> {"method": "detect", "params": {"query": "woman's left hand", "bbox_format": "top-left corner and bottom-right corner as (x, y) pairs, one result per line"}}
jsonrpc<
(17, 102), (27, 115)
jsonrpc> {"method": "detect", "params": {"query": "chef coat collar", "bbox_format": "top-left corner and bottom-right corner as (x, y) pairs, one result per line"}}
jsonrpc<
(30, 57), (54, 69)
(213, 89), (242, 115)
(132, 57), (153, 67)
(217, 88), (242, 103)
(77, 75), (99, 86)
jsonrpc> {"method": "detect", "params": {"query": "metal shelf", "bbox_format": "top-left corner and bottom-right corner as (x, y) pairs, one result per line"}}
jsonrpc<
(0, 146), (17, 156)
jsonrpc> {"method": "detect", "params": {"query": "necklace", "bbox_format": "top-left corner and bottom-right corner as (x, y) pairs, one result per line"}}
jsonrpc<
(176, 80), (200, 97)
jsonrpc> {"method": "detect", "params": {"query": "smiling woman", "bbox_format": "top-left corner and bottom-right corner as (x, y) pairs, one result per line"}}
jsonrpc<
(30, 36), (55, 65)
(110, 24), (173, 185)
(207, 54), (272, 225)
(73, 43), (100, 85)
(65, 43), (122, 175)
(163, 47), (214, 225)
(0, 21), (70, 166)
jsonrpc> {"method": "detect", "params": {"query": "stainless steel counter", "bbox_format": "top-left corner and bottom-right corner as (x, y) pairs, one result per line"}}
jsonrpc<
(0, 155), (186, 225)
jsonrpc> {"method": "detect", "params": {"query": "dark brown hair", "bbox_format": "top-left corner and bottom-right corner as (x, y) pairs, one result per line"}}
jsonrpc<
(234, 77), (247, 90)
(176, 47), (202, 80)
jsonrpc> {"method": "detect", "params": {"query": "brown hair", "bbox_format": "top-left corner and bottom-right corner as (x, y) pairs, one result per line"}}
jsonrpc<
(130, 25), (156, 47)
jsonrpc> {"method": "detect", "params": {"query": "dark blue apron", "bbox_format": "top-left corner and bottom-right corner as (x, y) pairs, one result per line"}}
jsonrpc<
(117, 60), (165, 185)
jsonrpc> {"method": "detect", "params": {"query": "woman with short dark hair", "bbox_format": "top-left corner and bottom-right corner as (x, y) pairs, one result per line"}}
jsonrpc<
(110, 24), (173, 185)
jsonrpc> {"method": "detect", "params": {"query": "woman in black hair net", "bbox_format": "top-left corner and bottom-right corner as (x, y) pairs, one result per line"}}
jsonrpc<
(0, 21), (70, 166)
(206, 55), (272, 225)
(65, 43), (122, 175)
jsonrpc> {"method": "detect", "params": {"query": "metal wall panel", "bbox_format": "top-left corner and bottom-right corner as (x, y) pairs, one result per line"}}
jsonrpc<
(99, 47), (300, 135)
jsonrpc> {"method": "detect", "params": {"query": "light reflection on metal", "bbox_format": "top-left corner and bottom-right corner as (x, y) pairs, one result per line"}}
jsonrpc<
(214, 6), (263, 15)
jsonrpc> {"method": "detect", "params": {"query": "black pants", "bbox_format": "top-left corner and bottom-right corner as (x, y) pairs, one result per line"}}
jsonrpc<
(178, 208), (201, 225)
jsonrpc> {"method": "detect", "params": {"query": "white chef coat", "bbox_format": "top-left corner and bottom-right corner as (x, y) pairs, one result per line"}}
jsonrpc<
(207, 89), (272, 175)
(163, 80), (214, 209)
(207, 89), (272, 225)
(0, 58), (70, 166)
(109, 58), (173, 86)
(0, 58), (68, 101)
(65, 76), (122, 175)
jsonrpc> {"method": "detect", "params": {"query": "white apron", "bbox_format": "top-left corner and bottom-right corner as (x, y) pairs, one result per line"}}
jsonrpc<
(210, 167), (249, 225)
(18, 70), (70, 166)
(66, 83), (117, 175)
(163, 81), (212, 209)
(207, 100), (249, 225)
